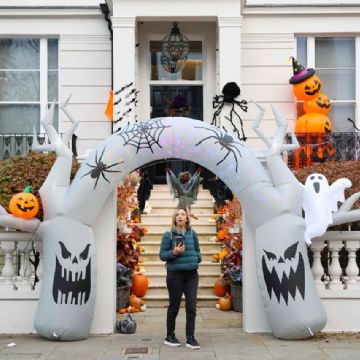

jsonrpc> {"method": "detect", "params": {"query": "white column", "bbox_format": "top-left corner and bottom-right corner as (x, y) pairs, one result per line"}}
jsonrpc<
(217, 17), (242, 91)
(345, 239), (360, 290)
(310, 240), (326, 289)
(0, 240), (16, 291)
(34, 239), (43, 290)
(328, 240), (344, 290)
(112, 16), (137, 125)
(16, 240), (34, 291)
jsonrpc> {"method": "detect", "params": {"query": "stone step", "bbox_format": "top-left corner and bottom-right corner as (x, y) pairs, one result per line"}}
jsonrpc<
(141, 250), (221, 262)
(147, 273), (220, 287)
(141, 234), (218, 242)
(140, 241), (222, 253)
(152, 184), (207, 192)
(147, 206), (214, 215)
(141, 224), (217, 233)
(140, 213), (218, 223)
(143, 261), (220, 273)
(143, 295), (217, 308)
(149, 198), (214, 208)
(149, 191), (213, 200)
(145, 285), (216, 298)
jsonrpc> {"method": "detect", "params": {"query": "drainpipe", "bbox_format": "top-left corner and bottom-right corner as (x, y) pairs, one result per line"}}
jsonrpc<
(100, 2), (114, 133)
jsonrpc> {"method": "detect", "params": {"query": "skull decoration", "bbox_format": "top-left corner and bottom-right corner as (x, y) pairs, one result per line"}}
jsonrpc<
(262, 241), (305, 305)
(53, 240), (91, 305)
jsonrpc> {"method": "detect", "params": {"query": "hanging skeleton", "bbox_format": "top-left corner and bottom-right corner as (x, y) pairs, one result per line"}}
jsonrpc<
(212, 82), (248, 141)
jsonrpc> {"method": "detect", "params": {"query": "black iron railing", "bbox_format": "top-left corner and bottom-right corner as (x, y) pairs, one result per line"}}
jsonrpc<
(285, 132), (360, 170)
(0, 133), (78, 160)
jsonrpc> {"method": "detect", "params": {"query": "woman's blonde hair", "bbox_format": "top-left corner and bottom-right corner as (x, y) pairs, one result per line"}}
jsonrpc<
(171, 208), (191, 229)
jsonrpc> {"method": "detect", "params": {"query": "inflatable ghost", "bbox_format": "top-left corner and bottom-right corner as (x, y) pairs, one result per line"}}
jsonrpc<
(302, 174), (351, 244)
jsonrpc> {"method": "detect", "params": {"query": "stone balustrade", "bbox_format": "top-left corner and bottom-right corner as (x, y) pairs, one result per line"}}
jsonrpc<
(0, 230), (42, 294)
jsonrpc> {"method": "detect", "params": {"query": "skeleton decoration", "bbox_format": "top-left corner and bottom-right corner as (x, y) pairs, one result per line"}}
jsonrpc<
(212, 82), (248, 141)
(302, 174), (351, 245)
(262, 241), (305, 305)
(3, 102), (360, 341)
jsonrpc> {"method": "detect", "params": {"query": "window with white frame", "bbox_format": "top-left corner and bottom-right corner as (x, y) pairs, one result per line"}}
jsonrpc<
(297, 36), (356, 132)
(0, 38), (59, 134)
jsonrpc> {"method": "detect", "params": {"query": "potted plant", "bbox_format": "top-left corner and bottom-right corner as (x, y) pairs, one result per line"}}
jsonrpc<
(116, 263), (133, 310)
(226, 265), (242, 312)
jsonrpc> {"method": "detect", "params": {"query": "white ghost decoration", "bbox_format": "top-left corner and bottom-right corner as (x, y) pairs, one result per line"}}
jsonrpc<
(302, 173), (352, 245)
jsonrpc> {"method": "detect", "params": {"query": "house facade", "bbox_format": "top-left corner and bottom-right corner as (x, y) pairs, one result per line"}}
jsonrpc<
(1, 0), (360, 334)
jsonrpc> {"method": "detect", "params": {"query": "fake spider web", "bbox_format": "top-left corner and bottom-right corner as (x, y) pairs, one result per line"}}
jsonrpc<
(117, 119), (171, 153)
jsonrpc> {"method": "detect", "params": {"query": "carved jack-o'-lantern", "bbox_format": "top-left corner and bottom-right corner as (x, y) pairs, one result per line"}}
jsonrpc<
(294, 113), (332, 134)
(293, 75), (322, 101)
(303, 93), (332, 115)
(9, 185), (39, 219)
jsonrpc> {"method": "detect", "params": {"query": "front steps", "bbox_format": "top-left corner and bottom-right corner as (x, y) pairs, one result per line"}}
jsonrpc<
(140, 184), (222, 307)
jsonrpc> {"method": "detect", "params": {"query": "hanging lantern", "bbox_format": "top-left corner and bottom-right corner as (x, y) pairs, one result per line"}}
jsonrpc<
(161, 22), (189, 74)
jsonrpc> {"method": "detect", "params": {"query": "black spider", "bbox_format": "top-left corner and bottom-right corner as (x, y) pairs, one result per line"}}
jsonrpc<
(81, 147), (124, 189)
(212, 82), (248, 141)
(195, 126), (243, 173)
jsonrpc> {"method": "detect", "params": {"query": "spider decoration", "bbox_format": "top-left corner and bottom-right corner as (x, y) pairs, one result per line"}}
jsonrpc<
(117, 119), (171, 153)
(195, 126), (244, 173)
(212, 82), (248, 141)
(81, 147), (124, 190)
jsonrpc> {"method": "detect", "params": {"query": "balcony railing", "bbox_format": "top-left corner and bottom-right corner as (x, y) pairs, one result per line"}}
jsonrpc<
(285, 132), (360, 170)
(0, 133), (78, 160)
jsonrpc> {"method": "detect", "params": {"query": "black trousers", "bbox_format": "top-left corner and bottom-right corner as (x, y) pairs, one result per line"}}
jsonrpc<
(166, 269), (199, 338)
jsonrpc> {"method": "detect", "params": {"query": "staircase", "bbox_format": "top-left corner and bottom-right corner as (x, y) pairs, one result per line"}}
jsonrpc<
(140, 184), (222, 307)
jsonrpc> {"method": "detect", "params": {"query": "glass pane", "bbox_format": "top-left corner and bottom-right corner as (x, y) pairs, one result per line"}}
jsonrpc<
(47, 103), (59, 130)
(150, 41), (202, 81)
(0, 71), (40, 101)
(48, 39), (59, 70)
(315, 37), (355, 68)
(316, 69), (355, 101)
(296, 37), (307, 68)
(0, 104), (40, 133)
(329, 103), (355, 132)
(0, 39), (40, 69)
(150, 85), (203, 120)
(48, 71), (58, 101)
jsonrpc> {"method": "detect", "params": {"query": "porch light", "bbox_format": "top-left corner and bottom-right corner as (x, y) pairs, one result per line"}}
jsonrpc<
(161, 22), (189, 73)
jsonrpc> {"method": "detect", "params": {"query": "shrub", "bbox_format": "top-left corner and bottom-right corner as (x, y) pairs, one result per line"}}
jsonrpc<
(0, 152), (79, 220)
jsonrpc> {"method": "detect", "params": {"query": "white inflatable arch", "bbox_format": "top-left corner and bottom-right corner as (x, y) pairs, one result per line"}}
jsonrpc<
(1, 104), (327, 340)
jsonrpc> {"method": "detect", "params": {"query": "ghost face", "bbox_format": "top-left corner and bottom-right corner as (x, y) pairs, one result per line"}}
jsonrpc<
(262, 241), (305, 305)
(53, 240), (91, 305)
(305, 173), (329, 195)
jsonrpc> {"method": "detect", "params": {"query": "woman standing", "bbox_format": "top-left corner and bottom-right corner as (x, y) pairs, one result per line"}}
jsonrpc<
(159, 208), (202, 350)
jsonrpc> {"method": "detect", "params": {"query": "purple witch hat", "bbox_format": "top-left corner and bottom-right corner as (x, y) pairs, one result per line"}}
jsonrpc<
(289, 56), (315, 84)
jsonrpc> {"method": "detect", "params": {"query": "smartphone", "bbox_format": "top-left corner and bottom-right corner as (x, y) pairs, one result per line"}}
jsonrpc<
(175, 235), (184, 247)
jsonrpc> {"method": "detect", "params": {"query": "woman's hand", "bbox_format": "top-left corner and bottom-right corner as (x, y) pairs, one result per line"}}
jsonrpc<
(173, 243), (185, 256)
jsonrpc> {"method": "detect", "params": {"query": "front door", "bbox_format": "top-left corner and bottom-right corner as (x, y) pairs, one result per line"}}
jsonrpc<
(149, 85), (203, 183)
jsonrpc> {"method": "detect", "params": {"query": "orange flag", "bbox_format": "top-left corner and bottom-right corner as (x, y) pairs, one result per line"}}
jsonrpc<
(104, 89), (114, 122)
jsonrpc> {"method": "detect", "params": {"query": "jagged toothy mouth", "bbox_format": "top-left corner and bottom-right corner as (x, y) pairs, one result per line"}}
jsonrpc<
(16, 204), (34, 212)
(262, 253), (305, 305)
(52, 257), (91, 305)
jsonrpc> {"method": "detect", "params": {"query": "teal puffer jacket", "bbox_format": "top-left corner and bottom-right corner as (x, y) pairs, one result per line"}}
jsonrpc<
(159, 227), (202, 272)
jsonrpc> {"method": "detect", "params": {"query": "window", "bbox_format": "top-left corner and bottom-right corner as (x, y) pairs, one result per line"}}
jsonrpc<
(0, 38), (59, 134)
(297, 37), (356, 132)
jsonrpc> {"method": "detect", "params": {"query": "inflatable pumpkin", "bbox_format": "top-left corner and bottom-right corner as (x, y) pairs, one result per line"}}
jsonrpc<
(303, 93), (332, 115)
(293, 74), (322, 101)
(294, 113), (332, 134)
(9, 185), (39, 219)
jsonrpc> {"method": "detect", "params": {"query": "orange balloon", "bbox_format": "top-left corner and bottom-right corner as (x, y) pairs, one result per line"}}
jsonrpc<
(303, 93), (332, 115)
(293, 75), (322, 101)
(294, 113), (332, 133)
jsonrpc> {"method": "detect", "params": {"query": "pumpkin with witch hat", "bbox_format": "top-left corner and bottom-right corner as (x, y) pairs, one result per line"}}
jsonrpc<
(9, 185), (39, 219)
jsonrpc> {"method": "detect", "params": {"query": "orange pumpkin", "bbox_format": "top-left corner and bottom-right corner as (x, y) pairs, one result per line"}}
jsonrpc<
(217, 229), (228, 241)
(132, 273), (149, 297)
(293, 74), (322, 101)
(216, 293), (232, 311)
(128, 294), (144, 309)
(214, 278), (231, 297)
(118, 307), (127, 314)
(9, 185), (39, 219)
(294, 113), (332, 134)
(303, 93), (332, 115)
